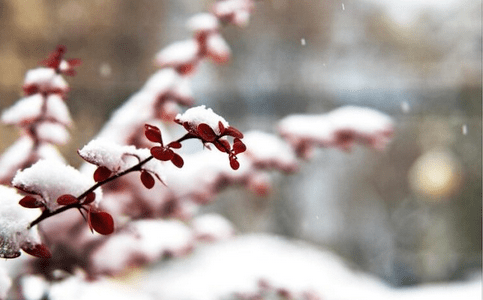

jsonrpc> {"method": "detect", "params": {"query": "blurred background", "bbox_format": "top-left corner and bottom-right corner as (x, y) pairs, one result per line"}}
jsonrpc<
(0, 0), (481, 287)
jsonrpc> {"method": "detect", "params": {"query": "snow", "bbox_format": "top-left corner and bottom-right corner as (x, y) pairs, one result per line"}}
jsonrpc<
(154, 39), (199, 68)
(36, 122), (70, 145)
(0, 266), (11, 300)
(45, 94), (72, 125)
(187, 13), (219, 32)
(91, 220), (193, 275)
(278, 106), (394, 153)
(0, 137), (34, 182)
(78, 138), (167, 183)
(12, 159), (101, 211)
(1, 94), (43, 125)
(212, 0), (254, 27)
(192, 213), (235, 241)
(141, 234), (481, 300)
(175, 105), (229, 135)
(23, 68), (68, 94)
(242, 131), (298, 172)
(0, 185), (41, 259)
(20, 275), (48, 300)
(206, 34), (231, 63)
(49, 275), (153, 300)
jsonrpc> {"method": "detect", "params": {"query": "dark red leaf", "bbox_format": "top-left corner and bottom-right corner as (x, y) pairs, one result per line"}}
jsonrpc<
(171, 153), (184, 168)
(57, 194), (78, 205)
(224, 126), (244, 139)
(19, 196), (43, 208)
(63, 69), (77, 76)
(93, 166), (112, 182)
(88, 210), (114, 235)
(83, 192), (96, 205)
(67, 58), (82, 67)
(229, 156), (240, 170)
(213, 140), (228, 153)
(167, 141), (182, 149)
(140, 171), (155, 189)
(218, 121), (225, 133)
(233, 138), (247, 154)
(151, 146), (174, 161)
(197, 123), (217, 142)
(21, 244), (52, 259)
(144, 124), (163, 144)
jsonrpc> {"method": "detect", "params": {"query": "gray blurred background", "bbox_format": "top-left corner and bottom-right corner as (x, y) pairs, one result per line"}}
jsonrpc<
(0, 0), (481, 287)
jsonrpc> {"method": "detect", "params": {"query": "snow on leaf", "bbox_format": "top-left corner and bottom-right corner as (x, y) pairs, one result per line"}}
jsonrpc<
(154, 40), (199, 69)
(0, 185), (42, 259)
(206, 33), (231, 64)
(36, 122), (70, 145)
(175, 105), (229, 136)
(187, 13), (219, 32)
(12, 159), (100, 211)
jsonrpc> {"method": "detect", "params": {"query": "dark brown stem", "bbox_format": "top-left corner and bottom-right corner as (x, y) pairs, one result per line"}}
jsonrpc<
(28, 155), (154, 229)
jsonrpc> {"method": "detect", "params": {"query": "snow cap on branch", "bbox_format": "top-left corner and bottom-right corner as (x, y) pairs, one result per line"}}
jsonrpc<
(278, 106), (394, 156)
(23, 68), (69, 96)
(175, 105), (229, 136)
(12, 159), (101, 211)
(187, 13), (220, 33)
(78, 138), (166, 183)
(154, 40), (199, 75)
(0, 185), (44, 259)
(212, 0), (254, 27)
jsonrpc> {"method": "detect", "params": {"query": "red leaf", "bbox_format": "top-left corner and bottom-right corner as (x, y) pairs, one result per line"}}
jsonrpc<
(224, 126), (244, 139)
(218, 121), (225, 133)
(197, 123), (217, 142)
(151, 146), (174, 161)
(21, 244), (52, 259)
(171, 153), (184, 168)
(233, 138), (247, 154)
(88, 210), (114, 235)
(213, 140), (229, 153)
(93, 166), (112, 182)
(144, 124), (163, 144)
(67, 58), (82, 67)
(83, 192), (96, 205)
(167, 141), (182, 149)
(140, 171), (155, 189)
(19, 196), (43, 208)
(229, 157), (240, 170)
(56, 194), (78, 205)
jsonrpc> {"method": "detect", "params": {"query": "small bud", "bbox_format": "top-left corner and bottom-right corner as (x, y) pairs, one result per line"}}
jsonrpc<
(56, 194), (78, 205)
(93, 166), (112, 182)
(140, 171), (155, 189)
